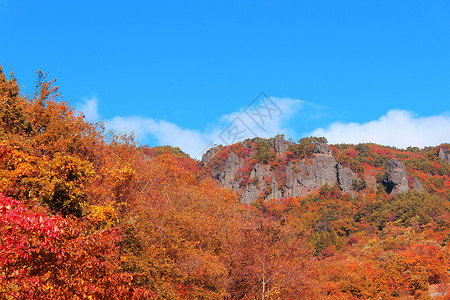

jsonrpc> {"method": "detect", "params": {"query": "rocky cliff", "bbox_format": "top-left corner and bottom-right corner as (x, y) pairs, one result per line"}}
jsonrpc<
(203, 139), (348, 204)
(439, 145), (450, 164)
(382, 158), (410, 195)
(202, 136), (436, 204)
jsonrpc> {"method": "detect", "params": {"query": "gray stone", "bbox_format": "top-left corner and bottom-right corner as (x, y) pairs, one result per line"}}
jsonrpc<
(233, 151), (339, 202)
(336, 164), (357, 193)
(221, 152), (243, 190)
(284, 155), (337, 198)
(241, 184), (261, 204)
(269, 135), (290, 153)
(382, 158), (409, 195)
(313, 142), (333, 156)
(201, 146), (222, 165)
(204, 140), (396, 204)
(438, 145), (450, 164)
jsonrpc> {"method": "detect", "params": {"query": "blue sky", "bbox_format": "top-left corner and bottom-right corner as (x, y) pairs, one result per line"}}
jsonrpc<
(1, 1), (449, 158)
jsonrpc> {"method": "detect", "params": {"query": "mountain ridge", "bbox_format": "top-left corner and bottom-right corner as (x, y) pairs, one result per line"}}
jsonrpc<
(201, 135), (449, 203)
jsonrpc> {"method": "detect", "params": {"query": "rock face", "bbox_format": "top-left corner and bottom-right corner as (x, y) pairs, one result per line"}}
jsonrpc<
(219, 152), (243, 191)
(270, 135), (290, 153)
(439, 145), (450, 164)
(336, 164), (358, 193)
(202, 138), (436, 203)
(201, 146), (222, 165)
(241, 163), (271, 204)
(240, 154), (339, 202)
(382, 158), (409, 195)
(285, 154), (338, 197)
(314, 142), (333, 156)
(205, 140), (372, 204)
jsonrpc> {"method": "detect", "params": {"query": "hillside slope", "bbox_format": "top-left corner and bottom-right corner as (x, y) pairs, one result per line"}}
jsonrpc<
(2, 66), (450, 299)
(202, 135), (450, 203)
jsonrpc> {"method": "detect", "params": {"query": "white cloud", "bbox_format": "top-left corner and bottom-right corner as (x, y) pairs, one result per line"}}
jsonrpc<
(77, 95), (304, 159)
(106, 116), (208, 157)
(310, 109), (450, 148)
(212, 97), (304, 143)
(76, 96), (100, 122)
(75, 97), (450, 158)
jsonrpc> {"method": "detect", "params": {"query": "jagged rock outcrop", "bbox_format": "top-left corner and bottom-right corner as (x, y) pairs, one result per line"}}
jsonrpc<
(382, 158), (409, 195)
(241, 184), (261, 204)
(220, 152), (243, 190)
(201, 146), (222, 165)
(240, 154), (339, 202)
(269, 135), (290, 153)
(241, 163), (285, 203)
(439, 145), (450, 164)
(241, 163), (270, 203)
(203, 138), (442, 203)
(314, 142), (333, 156)
(207, 141), (348, 203)
(336, 164), (357, 193)
(285, 155), (338, 197)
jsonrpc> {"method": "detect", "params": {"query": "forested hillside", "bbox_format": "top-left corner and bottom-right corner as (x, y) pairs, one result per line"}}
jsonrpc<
(1, 67), (450, 299)
(202, 135), (450, 204)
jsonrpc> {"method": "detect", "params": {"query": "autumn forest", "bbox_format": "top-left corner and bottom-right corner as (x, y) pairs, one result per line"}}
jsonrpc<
(1, 67), (450, 299)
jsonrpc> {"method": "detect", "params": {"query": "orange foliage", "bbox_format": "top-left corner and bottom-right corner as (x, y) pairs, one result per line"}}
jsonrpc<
(1, 65), (450, 299)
